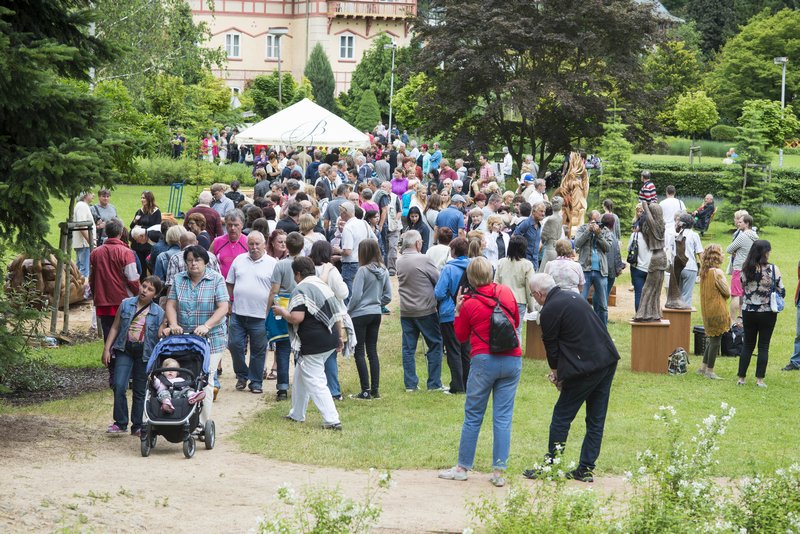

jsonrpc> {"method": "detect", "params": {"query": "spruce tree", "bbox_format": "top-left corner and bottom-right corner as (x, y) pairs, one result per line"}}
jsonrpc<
(718, 108), (774, 228)
(0, 1), (117, 253)
(354, 90), (381, 132)
(597, 117), (636, 221)
(304, 43), (336, 113)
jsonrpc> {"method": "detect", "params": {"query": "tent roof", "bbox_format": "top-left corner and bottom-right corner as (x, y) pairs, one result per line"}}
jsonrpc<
(235, 98), (371, 148)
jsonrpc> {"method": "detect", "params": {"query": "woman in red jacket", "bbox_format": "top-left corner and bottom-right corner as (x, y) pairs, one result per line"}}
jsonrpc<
(438, 257), (521, 488)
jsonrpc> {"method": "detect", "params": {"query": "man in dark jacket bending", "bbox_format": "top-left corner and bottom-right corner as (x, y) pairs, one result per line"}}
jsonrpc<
(523, 273), (620, 483)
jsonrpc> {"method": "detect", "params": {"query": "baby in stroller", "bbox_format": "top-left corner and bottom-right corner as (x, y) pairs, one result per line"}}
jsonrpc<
(153, 358), (205, 414)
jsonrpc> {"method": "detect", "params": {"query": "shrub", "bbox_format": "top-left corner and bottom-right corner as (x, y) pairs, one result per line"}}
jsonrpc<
(662, 137), (731, 158)
(354, 90), (381, 133)
(710, 124), (739, 142)
(132, 156), (255, 187)
(0, 279), (52, 392)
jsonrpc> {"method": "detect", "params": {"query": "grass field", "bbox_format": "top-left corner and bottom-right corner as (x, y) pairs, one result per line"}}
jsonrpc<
(8, 186), (799, 477)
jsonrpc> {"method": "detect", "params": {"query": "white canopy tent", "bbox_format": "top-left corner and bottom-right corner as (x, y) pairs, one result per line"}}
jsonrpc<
(235, 98), (371, 149)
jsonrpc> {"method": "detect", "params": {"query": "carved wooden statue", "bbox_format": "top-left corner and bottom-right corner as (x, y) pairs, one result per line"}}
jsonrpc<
(538, 196), (564, 273)
(633, 202), (667, 322)
(556, 152), (589, 238)
(665, 213), (694, 310)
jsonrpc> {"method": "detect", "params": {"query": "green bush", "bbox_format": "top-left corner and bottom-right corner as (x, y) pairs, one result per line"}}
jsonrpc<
(131, 156), (255, 187)
(659, 137), (731, 158)
(767, 204), (800, 229)
(710, 124), (739, 142)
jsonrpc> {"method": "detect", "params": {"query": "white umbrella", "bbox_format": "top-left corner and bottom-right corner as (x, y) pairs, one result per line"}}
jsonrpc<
(235, 98), (371, 149)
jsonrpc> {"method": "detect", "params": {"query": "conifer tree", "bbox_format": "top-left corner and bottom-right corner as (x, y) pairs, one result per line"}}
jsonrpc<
(597, 117), (636, 221)
(354, 90), (381, 132)
(304, 43), (336, 113)
(0, 1), (117, 253)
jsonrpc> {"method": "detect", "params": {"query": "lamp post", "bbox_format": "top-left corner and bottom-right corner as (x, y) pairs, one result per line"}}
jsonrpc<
(269, 27), (290, 105)
(384, 41), (398, 143)
(774, 56), (788, 168)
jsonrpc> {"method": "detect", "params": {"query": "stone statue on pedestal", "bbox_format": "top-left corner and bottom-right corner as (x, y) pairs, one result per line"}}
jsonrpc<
(634, 202), (667, 322)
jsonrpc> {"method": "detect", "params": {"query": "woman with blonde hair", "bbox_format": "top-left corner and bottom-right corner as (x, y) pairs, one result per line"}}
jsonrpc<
(467, 207), (485, 232)
(300, 213), (325, 256)
(698, 244), (731, 379)
(467, 231), (485, 259)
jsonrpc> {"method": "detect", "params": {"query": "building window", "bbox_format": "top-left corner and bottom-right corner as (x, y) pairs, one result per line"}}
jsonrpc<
(266, 35), (281, 59)
(225, 33), (240, 58)
(339, 35), (354, 60)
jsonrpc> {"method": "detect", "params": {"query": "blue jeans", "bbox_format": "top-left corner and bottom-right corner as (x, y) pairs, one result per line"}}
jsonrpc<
(549, 362), (617, 471)
(274, 338), (291, 391)
(581, 270), (608, 326)
(789, 303), (800, 369)
(341, 262), (359, 305)
(631, 268), (648, 312)
(400, 313), (443, 390)
(324, 352), (341, 397)
(679, 269), (697, 307)
(606, 276), (616, 308)
(76, 247), (90, 278)
(228, 313), (268, 389)
(112, 351), (147, 431)
(457, 354), (522, 470)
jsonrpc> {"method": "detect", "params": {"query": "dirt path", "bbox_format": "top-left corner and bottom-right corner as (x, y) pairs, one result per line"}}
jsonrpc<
(0, 367), (630, 533)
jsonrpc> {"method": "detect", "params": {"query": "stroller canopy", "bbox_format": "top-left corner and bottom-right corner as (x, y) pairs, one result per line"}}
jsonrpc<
(146, 334), (211, 374)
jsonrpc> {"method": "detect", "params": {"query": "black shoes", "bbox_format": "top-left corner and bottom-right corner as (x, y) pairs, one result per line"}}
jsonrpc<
(276, 390), (288, 401)
(235, 378), (247, 391)
(782, 364), (799, 371)
(565, 468), (594, 483)
(349, 391), (372, 400)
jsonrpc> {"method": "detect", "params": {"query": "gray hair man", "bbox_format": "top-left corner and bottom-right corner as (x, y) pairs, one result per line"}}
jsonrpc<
(226, 230), (278, 394)
(395, 229), (444, 392)
(184, 190), (223, 239)
(523, 273), (619, 483)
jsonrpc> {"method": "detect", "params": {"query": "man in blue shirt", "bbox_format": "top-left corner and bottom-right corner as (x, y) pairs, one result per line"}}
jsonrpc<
(513, 201), (546, 269)
(435, 195), (466, 238)
(429, 142), (443, 171)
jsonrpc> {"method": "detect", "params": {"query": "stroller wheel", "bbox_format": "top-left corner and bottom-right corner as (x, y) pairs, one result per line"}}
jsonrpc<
(183, 437), (196, 459)
(141, 433), (151, 457)
(150, 433), (157, 449)
(204, 420), (215, 450)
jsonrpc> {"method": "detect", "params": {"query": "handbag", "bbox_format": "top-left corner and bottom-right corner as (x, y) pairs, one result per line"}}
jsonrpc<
(770, 264), (785, 313)
(626, 233), (639, 267)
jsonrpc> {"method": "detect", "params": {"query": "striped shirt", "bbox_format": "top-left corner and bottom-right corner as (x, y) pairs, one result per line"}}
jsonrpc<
(638, 180), (657, 203)
(168, 270), (229, 355)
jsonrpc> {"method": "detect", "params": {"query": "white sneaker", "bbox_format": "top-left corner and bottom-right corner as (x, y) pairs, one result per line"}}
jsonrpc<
(438, 467), (468, 481)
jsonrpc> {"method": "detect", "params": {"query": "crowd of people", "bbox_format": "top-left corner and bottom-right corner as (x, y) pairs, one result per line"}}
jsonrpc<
(72, 138), (795, 486)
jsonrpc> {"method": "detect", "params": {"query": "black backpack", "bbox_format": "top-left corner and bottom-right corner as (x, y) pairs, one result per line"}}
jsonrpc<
(470, 292), (519, 353)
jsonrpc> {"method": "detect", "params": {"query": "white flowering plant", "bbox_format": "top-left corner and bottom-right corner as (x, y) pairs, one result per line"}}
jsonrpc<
(256, 470), (392, 534)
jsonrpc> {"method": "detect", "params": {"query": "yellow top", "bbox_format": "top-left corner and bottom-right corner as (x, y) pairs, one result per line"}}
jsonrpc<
(700, 267), (731, 337)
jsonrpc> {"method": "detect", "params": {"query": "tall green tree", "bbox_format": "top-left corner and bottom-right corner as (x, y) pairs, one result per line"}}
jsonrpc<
(94, 0), (225, 104)
(354, 89), (381, 132)
(0, 1), (119, 252)
(718, 106), (774, 228)
(413, 0), (659, 171)
(685, 0), (736, 55)
(245, 72), (313, 119)
(739, 99), (800, 150)
(706, 9), (800, 121)
(597, 116), (637, 220)
(643, 40), (703, 130)
(673, 90), (719, 143)
(304, 43), (336, 112)
(338, 34), (419, 123)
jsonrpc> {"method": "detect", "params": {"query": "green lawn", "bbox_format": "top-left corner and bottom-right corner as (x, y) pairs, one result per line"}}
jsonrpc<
(15, 189), (800, 477)
(46, 184), (203, 248)
(634, 152), (800, 169)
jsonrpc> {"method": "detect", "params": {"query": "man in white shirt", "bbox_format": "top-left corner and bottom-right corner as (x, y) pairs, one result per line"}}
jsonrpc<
(226, 231), (277, 394)
(501, 146), (513, 187)
(73, 191), (96, 278)
(659, 185), (686, 234)
(336, 201), (377, 303)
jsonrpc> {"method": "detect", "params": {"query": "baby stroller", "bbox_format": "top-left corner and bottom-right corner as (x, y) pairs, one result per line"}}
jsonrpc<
(141, 334), (215, 459)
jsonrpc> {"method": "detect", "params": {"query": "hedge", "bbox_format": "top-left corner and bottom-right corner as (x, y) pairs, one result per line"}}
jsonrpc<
(130, 156), (256, 187)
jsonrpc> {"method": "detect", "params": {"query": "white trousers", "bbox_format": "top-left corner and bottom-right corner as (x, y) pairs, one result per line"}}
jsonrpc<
(288, 350), (340, 425)
(200, 351), (222, 428)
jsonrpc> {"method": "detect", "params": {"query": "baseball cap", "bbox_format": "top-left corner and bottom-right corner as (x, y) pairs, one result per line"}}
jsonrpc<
(522, 173), (535, 182)
(451, 194), (466, 203)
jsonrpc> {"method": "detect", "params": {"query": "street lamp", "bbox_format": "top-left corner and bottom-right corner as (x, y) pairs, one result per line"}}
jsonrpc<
(384, 41), (398, 143)
(269, 27), (290, 105)
(774, 56), (788, 168)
